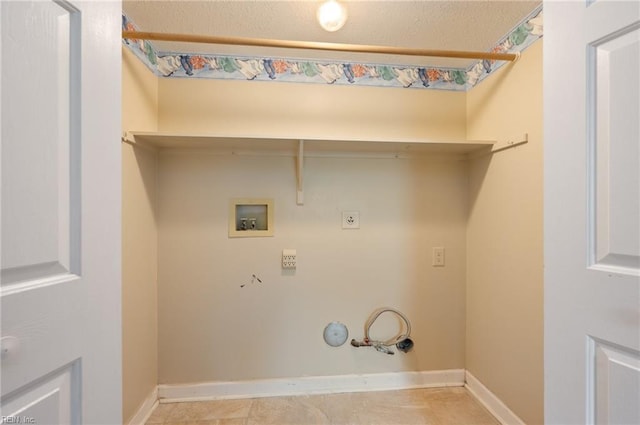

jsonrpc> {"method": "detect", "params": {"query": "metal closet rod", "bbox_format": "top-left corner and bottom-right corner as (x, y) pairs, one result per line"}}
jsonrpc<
(121, 31), (519, 62)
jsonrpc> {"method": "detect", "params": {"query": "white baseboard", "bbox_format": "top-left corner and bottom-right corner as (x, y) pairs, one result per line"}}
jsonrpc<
(137, 369), (525, 425)
(158, 369), (465, 403)
(465, 371), (526, 425)
(126, 386), (159, 425)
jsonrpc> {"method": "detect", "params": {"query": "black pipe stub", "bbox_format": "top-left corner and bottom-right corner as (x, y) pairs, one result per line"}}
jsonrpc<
(396, 338), (414, 353)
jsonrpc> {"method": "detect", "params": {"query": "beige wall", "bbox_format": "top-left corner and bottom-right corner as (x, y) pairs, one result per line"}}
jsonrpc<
(122, 47), (159, 424)
(466, 41), (543, 424)
(157, 153), (468, 383)
(155, 80), (470, 384)
(158, 78), (467, 141)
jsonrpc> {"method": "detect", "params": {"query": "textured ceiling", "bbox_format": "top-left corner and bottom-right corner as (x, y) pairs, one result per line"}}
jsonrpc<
(123, 0), (541, 68)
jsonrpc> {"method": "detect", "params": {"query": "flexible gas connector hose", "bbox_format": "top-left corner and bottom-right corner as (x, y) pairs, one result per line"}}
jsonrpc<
(351, 307), (413, 354)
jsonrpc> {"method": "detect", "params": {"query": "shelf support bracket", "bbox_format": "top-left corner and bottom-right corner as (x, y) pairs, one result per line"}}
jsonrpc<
(491, 133), (528, 153)
(122, 131), (135, 145)
(297, 140), (304, 205)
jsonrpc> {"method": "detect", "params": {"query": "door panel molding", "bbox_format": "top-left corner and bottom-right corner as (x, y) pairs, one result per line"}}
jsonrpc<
(587, 336), (640, 425)
(1, 360), (81, 425)
(587, 22), (640, 276)
(1, 0), (83, 287)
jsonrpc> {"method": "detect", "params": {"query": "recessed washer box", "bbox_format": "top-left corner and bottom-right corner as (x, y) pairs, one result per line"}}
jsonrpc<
(229, 198), (274, 238)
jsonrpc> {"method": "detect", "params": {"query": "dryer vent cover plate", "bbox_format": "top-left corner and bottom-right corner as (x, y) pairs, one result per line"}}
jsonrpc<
(323, 322), (349, 347)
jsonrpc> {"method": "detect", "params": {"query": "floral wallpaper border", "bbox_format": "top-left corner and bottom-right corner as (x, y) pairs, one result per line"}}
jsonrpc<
(123, 5), (542, 91)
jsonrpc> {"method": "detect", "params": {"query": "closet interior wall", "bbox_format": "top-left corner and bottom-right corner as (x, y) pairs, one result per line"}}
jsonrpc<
(466, 41), (543, 425)
(121, 40), (543, 425)
(122, 47), (159, 424)
(155, 78), (469, 383)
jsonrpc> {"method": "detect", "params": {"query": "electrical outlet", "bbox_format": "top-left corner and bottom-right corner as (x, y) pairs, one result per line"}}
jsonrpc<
(282, 249), (297, 269)
(342, 211), (360, 229)
(433, 247), (445, 267)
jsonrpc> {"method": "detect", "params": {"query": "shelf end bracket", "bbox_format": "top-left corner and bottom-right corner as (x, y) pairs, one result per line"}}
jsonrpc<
(122, 131), (135, 145)
(491, 133), (528, 153)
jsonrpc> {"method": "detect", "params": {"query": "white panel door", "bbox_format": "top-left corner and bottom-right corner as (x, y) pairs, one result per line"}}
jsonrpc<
(545, 1), (640, 424)
(1, 1), (121, 423)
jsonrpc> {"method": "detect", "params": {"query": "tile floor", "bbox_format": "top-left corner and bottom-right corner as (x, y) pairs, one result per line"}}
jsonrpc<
(145, 387), (499, 425)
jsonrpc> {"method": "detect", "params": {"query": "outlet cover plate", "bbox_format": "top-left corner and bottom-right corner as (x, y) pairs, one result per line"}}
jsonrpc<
(432, 247), (445, 266)
(342, 211), (360, 229)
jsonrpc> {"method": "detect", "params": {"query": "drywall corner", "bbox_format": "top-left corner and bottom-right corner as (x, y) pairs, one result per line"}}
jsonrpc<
(122, 45), (160, 424)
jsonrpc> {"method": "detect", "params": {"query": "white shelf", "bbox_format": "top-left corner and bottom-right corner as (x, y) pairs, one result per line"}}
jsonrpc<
(122, 131), (496, 157)
(122, 131), (530, 206)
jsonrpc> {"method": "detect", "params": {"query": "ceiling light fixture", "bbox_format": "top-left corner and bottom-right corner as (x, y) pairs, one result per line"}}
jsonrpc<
(317, 0), (348, 32)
